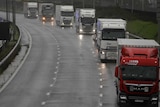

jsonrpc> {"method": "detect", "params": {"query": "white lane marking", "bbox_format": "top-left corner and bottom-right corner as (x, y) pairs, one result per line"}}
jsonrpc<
(58, 51), (61, 53)
(50, 84), (53, 87)
(52, 78), (57, 86)
(41, 101), (46, 105)
(99, 93), (103, 97)
(99, 73), (102, 76)
(100, 85), (103, 89)
(99, 102), (103, 106)
(56, 66), (58, 69)
(58, 54), (61, 57)
(57, 57), (60, 60)
(46, 92), (50, 96)
(53, 78), (56, 81)
(99, 78), (103, 82)
(57, 62), (60, 64)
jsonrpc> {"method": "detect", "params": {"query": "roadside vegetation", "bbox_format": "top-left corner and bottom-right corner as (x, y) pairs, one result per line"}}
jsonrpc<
(96, 6), (158, 41)
(0, 24), (20, 74)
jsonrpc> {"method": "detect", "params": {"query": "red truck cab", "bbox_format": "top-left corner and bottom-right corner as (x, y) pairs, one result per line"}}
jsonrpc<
(115, 39), (160, 107)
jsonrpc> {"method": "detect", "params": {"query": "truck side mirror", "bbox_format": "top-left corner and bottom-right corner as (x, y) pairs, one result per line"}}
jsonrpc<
(125, 32), (129, 38)
(115, 66), (119, 77)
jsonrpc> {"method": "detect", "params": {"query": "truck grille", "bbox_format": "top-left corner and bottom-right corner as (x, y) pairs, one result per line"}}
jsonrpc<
(106, 46), (117, 50)
(63, 20), (71, 24)
(82, 25), (93, 32)
(128, 96), (150, 100)
(126, 85), (152, 93)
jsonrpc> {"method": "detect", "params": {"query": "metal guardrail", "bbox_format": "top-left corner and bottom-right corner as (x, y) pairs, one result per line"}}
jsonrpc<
(0, 24), (21, 72)
(128, 33), (143, 39)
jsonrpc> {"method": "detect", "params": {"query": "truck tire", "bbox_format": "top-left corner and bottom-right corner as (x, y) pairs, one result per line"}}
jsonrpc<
(76, 28), (79, 33)
(76, 28), (78, 33)
(118, 100), (124, 107)
(117, 94), (125, 107)
(152, 103), (158, 107)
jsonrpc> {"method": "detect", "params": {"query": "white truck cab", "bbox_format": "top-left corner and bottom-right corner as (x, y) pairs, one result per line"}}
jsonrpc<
(75, 8), (96, 34)
(96, 18), (127, 62)
(55, 5), (74, 27)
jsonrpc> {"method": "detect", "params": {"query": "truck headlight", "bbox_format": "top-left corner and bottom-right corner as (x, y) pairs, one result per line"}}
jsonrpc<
(151, 97), (158, 101)
(101, 51), (105, 55)
(93, 29), (95, 32)
(42, 17), (45, 20)
(51, 17), (54, 20)
(120, 95), (127, 100)
(80, 29), (83, 32)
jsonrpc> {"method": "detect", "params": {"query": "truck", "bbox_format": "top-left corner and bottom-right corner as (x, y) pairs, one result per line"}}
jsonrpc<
(96, 18), (127, 62)
(75, 8), (96, 34)
(23, 2), (38, 18)
(115, 38), (160, 107)
(38, 3), (54, 22)
(55, 5), (74, 27)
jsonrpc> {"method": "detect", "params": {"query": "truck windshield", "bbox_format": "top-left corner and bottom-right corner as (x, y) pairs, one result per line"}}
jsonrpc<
(81, 17), (95, 24)
(29, 8), (37, 12)
(61, 11), (74, 16)
(42, 10), (53, 16)
(121, 65), (157, 81)
(102, 29), (125, 40)
(42, 6), (53, 16)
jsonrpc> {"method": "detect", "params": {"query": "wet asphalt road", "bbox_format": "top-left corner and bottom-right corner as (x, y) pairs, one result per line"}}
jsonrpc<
(0, 13), (119, 107)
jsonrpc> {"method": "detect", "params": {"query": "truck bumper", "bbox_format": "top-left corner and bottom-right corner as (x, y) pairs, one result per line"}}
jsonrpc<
(60, 24), (73, 27)
(100, 50), (117, 60)
(60, 20), (73, 27)
(79, 29), (95, 35)
(42, 17), (54, 22)
(118, 92), (159, 106)
(28, 15), (38, 19)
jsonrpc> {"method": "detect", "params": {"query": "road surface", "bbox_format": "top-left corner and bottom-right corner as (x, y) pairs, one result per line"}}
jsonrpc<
(0, 13), (118, 107)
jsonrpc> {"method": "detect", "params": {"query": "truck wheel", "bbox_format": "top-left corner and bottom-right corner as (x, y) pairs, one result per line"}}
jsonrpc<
(118, 101), (124, 107)
(152, 104), (158, 107)
(76, 28), (79, 33)
(117, 94), (125, 107)
(100, 59), (105, 63)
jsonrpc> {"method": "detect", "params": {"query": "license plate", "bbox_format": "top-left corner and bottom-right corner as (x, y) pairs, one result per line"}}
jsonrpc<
(106, 52), (117, 59)
(135, 100), (144, 103)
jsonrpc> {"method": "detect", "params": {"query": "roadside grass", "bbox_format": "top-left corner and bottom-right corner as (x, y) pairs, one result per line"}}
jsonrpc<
(96, 6), (158, 41)
(127, 20), (158, 39)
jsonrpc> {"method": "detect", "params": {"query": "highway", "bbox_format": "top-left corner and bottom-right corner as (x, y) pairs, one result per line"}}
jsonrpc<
(0, 14), (117, 107)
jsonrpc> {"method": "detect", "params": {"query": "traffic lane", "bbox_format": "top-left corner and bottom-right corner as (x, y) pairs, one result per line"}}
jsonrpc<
(51, 27), (119, 107)
(98, 63), (117, 107)
(0, 19), (59, 107)
(41, 27), (101, 107)
(0, 13), (118, 107)
(90, 32), (118, 107)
